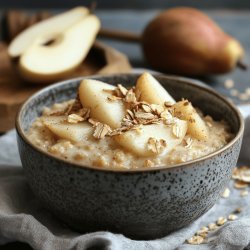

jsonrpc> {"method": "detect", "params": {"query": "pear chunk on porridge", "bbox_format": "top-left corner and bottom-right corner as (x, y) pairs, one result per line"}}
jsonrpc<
(135, 72), (175, 105)
(115, 121), (187, 157)
(79, 79), (126, 128)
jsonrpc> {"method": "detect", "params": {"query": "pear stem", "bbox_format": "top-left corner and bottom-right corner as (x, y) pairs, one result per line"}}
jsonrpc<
(237, 61), (248, 71)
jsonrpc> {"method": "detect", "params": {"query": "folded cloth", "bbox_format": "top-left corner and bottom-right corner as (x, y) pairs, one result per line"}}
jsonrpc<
(0, 109), (250, 250)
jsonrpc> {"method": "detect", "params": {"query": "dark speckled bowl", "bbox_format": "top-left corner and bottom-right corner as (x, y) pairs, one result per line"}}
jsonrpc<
(16, 73), (244, 240)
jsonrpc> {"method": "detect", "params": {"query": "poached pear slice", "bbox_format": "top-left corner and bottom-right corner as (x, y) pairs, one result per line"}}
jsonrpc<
(8, 7), (89, 57)
(42, 116), (93, 142)
(135, 72), (175, 105)
(115, 121), (187, 157)
(18, 14), (100, 83)
(173, 100), (208, 141)
(79, 79), (126, 129)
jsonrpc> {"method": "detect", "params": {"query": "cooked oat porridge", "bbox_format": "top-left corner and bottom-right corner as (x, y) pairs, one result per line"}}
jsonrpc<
(27, 72), (233, 169)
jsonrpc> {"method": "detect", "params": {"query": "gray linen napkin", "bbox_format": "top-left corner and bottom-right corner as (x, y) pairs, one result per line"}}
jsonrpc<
(0, 107), (250, 250)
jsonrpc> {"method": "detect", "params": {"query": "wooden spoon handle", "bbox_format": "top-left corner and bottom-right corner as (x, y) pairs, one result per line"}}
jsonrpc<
(98, 28), (141, 43)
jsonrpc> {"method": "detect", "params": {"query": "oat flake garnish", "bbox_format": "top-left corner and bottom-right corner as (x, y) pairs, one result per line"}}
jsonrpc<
(172, 123), (181, 138)
(206, 121), (213, 128)
(164, 101), (174, 108)
(76, 108), (90, 120)
(66, 95), (82, 114)
(160, 110), (171, 119)
(141, 104), (152, 113)
(187, 235), (204, 245)
(221, 188), (230, 198)
(67, 114), (84, 123)
(125, 88), (137, 103)
(107, 95), (122, 102)
(126, 109), (135, 119)
(147, 137), (167, 154)
(134, 111), (155, 120)
(93, 123), (112, 139)
(151, 104), (165, 115)
(117, 84), (128, 96)
(144, 159), (155, 168)
(102, 89), (115, 95)
(88, 118), (99, 126)
(184, 137), (193, 149)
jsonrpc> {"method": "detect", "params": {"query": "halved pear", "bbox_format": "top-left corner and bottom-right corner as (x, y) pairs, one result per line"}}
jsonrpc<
(173, 100), (208, 140)
(17, 14), (100, 83)
(79, 79), (126, 129)
(115, 121), (187, 157)
(8, 7), (89, 57)
(42, 116), (93, 142)
(135, 72), (176, 105)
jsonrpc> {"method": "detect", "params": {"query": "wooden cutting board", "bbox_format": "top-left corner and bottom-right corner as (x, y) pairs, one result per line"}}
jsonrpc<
(0, 11), (132, 132)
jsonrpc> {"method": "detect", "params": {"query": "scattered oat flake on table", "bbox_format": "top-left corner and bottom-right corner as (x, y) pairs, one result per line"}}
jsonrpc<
(246, 88), (250, 96)
(197, 232), (208, 238)
(234, 180), (248, 189)
(240, 190), (249, 197)
(228, 214), (238, 221)
(234, 207), (242, 214)
(208, 223), (219, 231)
(187, 235), (204, 245)
(217, 217), (227, 226)
(239, 93), (249, 101)
(196, 226), (209, 236)
(232, 167), (239, 179)
(230, 89), (239, 97)
(224, 79), (234, 89)
(232, 166), (250, 183)
(221, 187), (230, 198)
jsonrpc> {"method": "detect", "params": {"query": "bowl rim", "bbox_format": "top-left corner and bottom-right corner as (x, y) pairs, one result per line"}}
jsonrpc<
(16, 73), (244, 173)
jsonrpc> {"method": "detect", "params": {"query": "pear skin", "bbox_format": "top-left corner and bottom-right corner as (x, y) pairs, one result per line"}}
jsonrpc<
(142, 7), (244, 75)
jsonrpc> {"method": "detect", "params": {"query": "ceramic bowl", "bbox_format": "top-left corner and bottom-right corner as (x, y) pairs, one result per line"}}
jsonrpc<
(16, 73), (244, 240)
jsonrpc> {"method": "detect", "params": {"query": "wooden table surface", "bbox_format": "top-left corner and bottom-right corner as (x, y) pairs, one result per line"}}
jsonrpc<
(1, 8), (250, 250)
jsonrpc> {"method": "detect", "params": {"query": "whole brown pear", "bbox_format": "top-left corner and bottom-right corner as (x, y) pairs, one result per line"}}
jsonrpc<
(142, 7), (244, 75)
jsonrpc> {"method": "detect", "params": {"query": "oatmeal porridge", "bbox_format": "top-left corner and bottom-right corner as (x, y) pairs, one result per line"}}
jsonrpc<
(27, 72), (233, 169)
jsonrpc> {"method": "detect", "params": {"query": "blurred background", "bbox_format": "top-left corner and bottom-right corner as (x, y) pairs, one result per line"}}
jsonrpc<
(0, 0), (250, 9)
(0, 1), (249, 132)
(0, 1), (249, 87)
